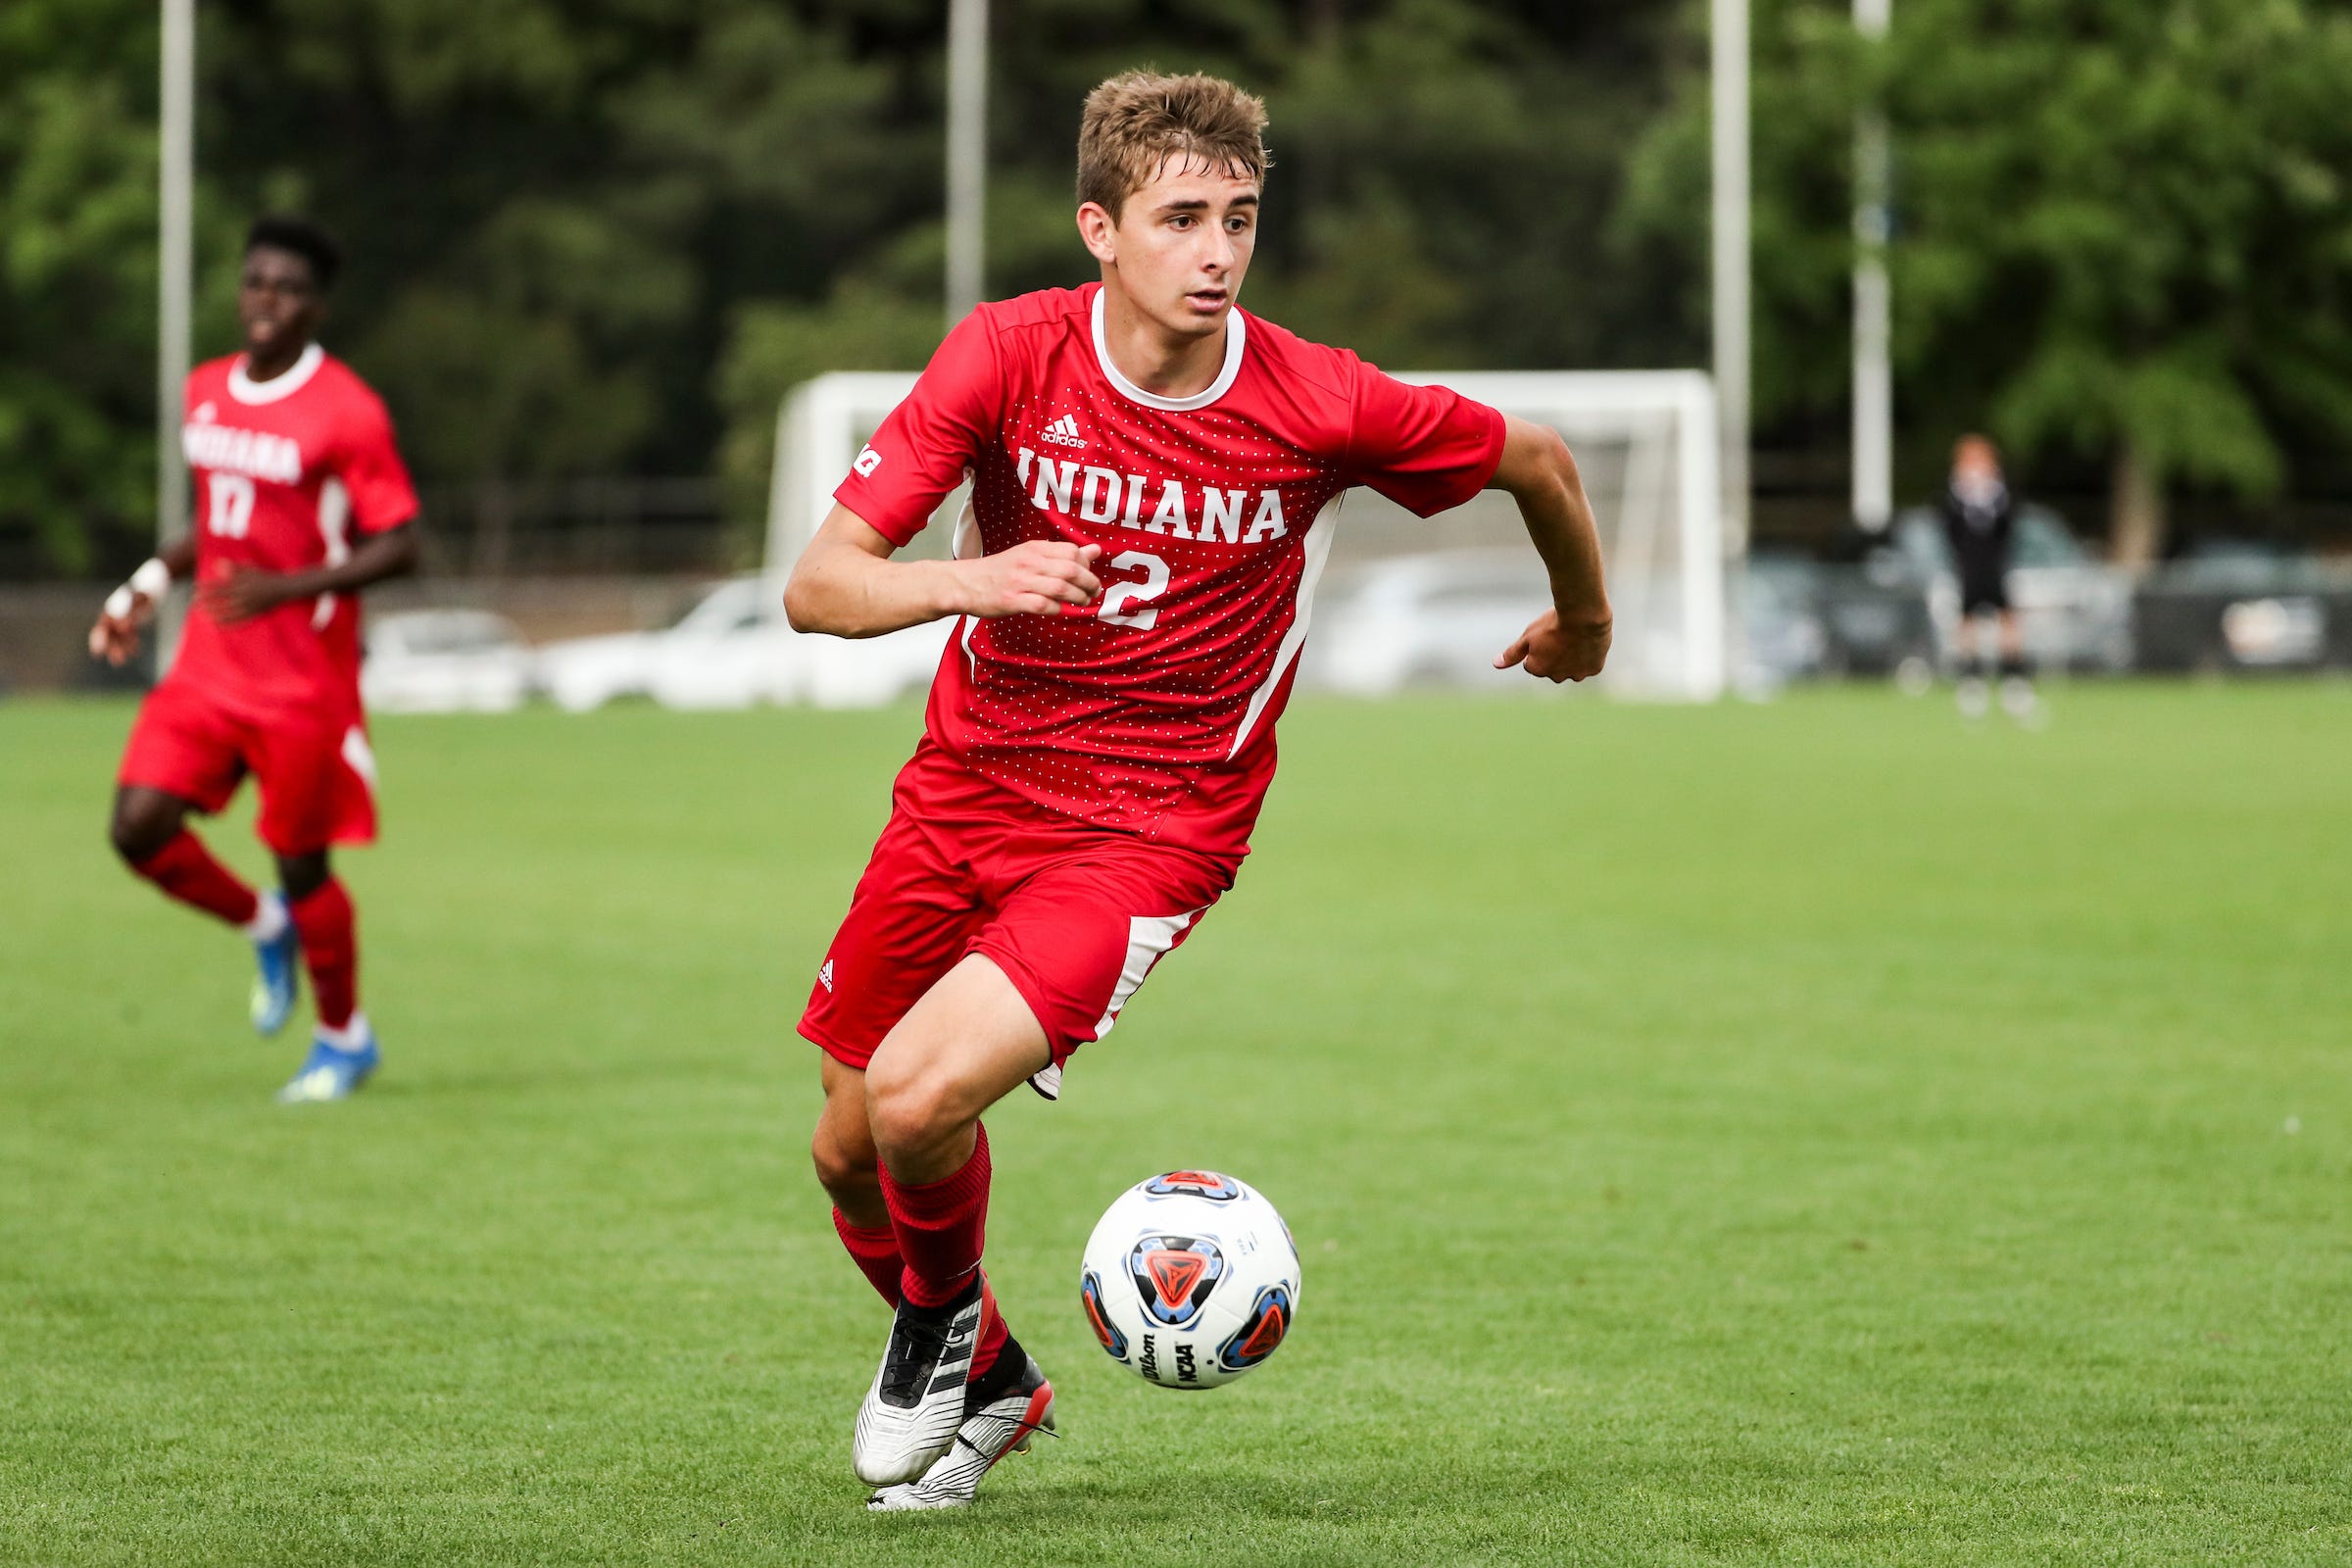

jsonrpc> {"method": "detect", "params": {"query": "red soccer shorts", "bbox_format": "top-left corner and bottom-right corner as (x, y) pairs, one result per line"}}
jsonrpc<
(118, 678), (378, 855)
(801, 743), (1240, 1100)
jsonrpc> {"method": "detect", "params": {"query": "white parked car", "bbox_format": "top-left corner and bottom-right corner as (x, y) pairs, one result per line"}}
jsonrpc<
(362, 610), (534, 713)
(1303, 551), (1557, 696)
(539, 572), (949, 712)
(801, 618), (955, 709)
(537, 576), (773, 712)
(641, 584), (952, 710)
(646, 609), (804, 710)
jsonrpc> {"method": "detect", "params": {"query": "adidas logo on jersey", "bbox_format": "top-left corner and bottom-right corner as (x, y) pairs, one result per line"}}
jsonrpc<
(1040, 415), (1089, 449)
(817, 959), (836, 993)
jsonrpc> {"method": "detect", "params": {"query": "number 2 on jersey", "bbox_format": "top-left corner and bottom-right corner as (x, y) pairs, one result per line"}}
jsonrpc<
(1096, 550), (1169, 629)
(207, 472), (256, 539)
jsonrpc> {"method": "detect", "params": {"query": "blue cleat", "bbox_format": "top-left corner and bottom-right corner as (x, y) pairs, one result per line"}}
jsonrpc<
(276, 1018), (378, 1104)
(249, 895), (300, 1037)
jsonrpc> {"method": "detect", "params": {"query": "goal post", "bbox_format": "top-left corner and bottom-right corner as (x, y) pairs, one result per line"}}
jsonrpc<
(1384, 370), (1724, 702)
(767, 368), (1727, 701)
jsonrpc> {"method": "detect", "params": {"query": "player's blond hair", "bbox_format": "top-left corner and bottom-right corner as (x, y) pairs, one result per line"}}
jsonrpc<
(1077, 71), (1270, 220)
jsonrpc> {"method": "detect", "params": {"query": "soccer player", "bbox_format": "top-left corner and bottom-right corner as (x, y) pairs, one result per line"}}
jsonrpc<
(1938, 433), (2039, 721)
(783, 73), (1611, 1510)
(89, 216), (420, 1102)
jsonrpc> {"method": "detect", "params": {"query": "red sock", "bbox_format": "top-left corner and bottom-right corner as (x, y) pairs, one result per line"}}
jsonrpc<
(837, 1198), (1007, 1375)
(132, 830), (260, 927)
(289, 878), (358, 1031)
(970, 1289), (1009, 1379)
(832, 1209), (904, 1307)
(879, 1122), (992, 1309)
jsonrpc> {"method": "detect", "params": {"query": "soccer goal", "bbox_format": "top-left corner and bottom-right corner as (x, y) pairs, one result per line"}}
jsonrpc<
(767, 369), (1726, 701)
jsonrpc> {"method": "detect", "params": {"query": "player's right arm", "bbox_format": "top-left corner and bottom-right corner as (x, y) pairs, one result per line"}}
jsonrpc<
(785, 505), (1101, 639)
(87, 535), (199, 667)
(781, 308), (1100, 639)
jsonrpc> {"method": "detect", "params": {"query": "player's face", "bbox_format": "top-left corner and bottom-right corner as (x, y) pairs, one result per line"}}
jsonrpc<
(1951, 437), (2002, 485)
(238, 246), (325, 364)
(1083, 158), (1259, 340)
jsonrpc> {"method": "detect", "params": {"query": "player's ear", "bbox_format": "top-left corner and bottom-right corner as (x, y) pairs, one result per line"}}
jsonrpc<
(1076, 202), (1118, 267)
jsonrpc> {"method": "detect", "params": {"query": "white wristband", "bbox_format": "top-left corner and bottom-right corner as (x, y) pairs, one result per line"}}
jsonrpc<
(104, 585), (136, 620)
(129, 557), (172, 600)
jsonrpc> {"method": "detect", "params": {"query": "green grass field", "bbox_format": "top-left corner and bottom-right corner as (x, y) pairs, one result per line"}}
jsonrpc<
(4, 686), (2349, 1566)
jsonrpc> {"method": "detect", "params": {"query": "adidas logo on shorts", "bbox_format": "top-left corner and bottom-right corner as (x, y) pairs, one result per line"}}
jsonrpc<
(1040, 415), (1088, 449)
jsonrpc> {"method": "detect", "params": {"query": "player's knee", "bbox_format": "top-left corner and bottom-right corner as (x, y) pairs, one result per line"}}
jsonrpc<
(276, 852), (329, 901)
(810, 1121), (879, 1200)
(108, 799), (174, 863)
(863, 1066), (964, 1160)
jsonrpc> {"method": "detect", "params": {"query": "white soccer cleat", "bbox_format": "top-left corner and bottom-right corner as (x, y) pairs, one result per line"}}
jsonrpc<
(852, 1275), (996, 1487)
(1955, 676), (1990, 719)
(866, 1350), (1055, 1512)
(1999, 675), (2044, 726)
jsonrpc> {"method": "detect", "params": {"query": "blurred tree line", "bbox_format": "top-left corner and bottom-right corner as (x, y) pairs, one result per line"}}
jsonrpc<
(3, 0), (2348, 577)
(1626, 0), (2352, 562)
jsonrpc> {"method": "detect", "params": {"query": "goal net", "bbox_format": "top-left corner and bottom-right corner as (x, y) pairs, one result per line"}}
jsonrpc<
(766, 368), (1725, 702)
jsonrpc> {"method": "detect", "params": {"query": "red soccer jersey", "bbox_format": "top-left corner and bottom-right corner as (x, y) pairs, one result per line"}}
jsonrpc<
(834, 282), (1505, 858)
(171, 345), (419, 721)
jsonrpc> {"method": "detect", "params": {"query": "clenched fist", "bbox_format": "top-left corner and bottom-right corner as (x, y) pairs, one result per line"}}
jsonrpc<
(1496, 606), (1611, 683)
(88, 592), (156, 666)
(953, 540), (1103, 618)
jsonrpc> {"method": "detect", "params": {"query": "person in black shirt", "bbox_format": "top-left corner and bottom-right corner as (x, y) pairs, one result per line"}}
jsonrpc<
(1937, 434), (2039, 720)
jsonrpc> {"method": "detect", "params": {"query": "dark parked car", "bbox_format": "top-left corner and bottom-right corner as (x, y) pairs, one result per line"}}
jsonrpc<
(1810, 547), (1939, 678)
(1735, 551), (1831, 692)
(2133, 539), (2347, 672)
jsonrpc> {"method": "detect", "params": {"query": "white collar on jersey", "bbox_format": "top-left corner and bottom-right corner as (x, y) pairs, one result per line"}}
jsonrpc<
(227, 342), (324, 405)
(1090, 286), (1247, 413)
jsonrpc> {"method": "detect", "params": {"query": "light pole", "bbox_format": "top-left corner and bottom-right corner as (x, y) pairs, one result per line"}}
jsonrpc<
(158, 0), (194, 660)
(1712, 0), (1750, 682)
(1852, 0), (1892, 531)
(945, 0), (987, 326)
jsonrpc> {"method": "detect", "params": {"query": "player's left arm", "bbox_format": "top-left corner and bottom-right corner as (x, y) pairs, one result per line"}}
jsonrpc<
(1488, 416), (1611, 683)
(198, 390), (422, 624)
(197, 523), (419, 625)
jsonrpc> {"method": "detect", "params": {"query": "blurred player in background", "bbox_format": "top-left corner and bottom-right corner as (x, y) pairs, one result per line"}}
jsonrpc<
(89, 216), (420, 1102)
(783, 72), (1612, 1510)
(1939, 433), (2040, 722)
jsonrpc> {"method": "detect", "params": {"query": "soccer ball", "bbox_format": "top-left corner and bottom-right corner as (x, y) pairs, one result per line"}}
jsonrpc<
(1079, 1170), (1301, 1391)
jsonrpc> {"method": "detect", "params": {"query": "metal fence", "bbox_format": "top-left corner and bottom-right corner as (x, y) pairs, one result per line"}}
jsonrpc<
(415, 476), (759, 578)
(0, 476), (759, 588)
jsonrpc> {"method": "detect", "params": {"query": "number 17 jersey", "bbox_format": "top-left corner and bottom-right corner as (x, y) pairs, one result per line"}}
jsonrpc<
(174, 344), (418, 722)
(835, 282), (1505, 859)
